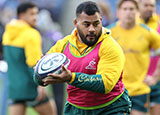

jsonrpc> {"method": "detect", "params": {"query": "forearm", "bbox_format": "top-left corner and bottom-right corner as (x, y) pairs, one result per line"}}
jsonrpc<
(69, 72), (105, 93)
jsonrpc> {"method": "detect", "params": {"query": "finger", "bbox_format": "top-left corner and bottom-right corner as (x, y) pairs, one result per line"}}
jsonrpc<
(43, 79), (62, 85)
(44, 78), (61, 83)
(43, 80), (54, 85)
(62, 64), (67, 71)
(44, 78), (55, 82)
(47, 74), (61, 80)
(47, 73), (59, 77)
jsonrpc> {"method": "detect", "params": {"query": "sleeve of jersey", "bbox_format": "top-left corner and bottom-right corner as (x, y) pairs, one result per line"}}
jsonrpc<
(69, 37), (125, 94)
(69, 73), (104, 93)
(24, 30), (42, 67)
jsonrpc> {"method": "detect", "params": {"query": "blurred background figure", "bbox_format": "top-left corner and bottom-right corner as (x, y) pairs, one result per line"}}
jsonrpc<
(108, 0), (160, 114)
(97, 0), (114, 27)
(138, 0), (159, 30)
(2, 2), (56, 115)
(137, 0), (160, 115)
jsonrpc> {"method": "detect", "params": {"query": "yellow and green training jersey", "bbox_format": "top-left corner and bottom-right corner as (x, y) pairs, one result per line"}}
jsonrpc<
(2, 19), (42, 100)
(107, 22), (160, 96)
(47, 27), (125, 95)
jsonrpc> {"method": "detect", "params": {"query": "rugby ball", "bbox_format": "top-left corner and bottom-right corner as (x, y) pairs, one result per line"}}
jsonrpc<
(34, 53), (70, 86)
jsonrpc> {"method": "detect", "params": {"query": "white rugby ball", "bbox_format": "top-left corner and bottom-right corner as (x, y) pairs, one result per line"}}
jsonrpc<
(34, 53), (70, 85)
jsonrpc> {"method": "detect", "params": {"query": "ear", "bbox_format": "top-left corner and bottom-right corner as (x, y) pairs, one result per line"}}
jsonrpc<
(18, 13), (25, 19)
(100, 17), (102, 21)
(73, 18), (77, 27)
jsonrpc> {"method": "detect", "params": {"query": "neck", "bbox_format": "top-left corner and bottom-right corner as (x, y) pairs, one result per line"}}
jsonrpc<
(142, 16), (150, 24)
(120, 20), (135, 29)
(140, 14), (152, 24)
(77, 34), (83, 43)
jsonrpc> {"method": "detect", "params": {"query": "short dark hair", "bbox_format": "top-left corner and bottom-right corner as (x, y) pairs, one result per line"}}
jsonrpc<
(117, 0), (138, 9)
(17, 2), (37, 16)
(76, 1), (100, 17)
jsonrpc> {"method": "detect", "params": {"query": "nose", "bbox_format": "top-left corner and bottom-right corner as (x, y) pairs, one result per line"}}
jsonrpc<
(88, 25), (95, 32)
(148, 6), (153, 11)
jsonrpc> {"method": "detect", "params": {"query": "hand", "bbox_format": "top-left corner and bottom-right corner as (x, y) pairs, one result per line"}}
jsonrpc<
(36, 86), (47, 101)
(43, 64), (72, 85)
(143, 75), (157, 86)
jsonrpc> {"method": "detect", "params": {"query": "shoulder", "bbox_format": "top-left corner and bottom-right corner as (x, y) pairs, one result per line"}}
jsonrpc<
(137, 23), (159, 37)
(99, 36), (125, 61)
(23, 28), (41, 40)
(138, 23), (150, 32)
(152, 13), (160, 22)
(47, 35), (71, 54)
(25, 27), (40, 36)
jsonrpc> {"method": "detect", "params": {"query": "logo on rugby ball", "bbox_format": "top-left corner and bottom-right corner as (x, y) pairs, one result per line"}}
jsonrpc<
(41, 54), (65, 70)
(38, 53), (67, 74)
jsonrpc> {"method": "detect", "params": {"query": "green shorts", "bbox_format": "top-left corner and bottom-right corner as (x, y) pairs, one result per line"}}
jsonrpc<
(64, 89), (131, 115)
(8, 96), (49, 107)
(130, 81), (160, 112)
(150, 81), (160, 106)
(130, 94), (149, 113)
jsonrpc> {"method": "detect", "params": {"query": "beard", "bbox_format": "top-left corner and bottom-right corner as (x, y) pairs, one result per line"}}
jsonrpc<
(77, 27), (102, 47)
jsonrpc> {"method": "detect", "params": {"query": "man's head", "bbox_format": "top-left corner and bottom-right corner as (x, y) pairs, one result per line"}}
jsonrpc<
(74, 1), (102, 46)
(139, 0), (156, 21)
(17, 2), (38, 27)
(117, 0), (138, 25)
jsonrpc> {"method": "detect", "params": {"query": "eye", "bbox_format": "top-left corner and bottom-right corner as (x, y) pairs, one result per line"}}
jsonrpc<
(151, 4), (155, 8)
(130, 8), (134, 11)
(144, 4), (149, 7)
(84, 23), (90, 27)
(93, 22), (99, 27)
(123, 8), (126, 10)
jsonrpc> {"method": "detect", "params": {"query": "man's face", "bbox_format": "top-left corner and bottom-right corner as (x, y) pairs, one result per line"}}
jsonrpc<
(74, 12), (102, 46)
(139, 0), (155, 19)
(117, 1), (137, 24)
(22, 7), (38, 27)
